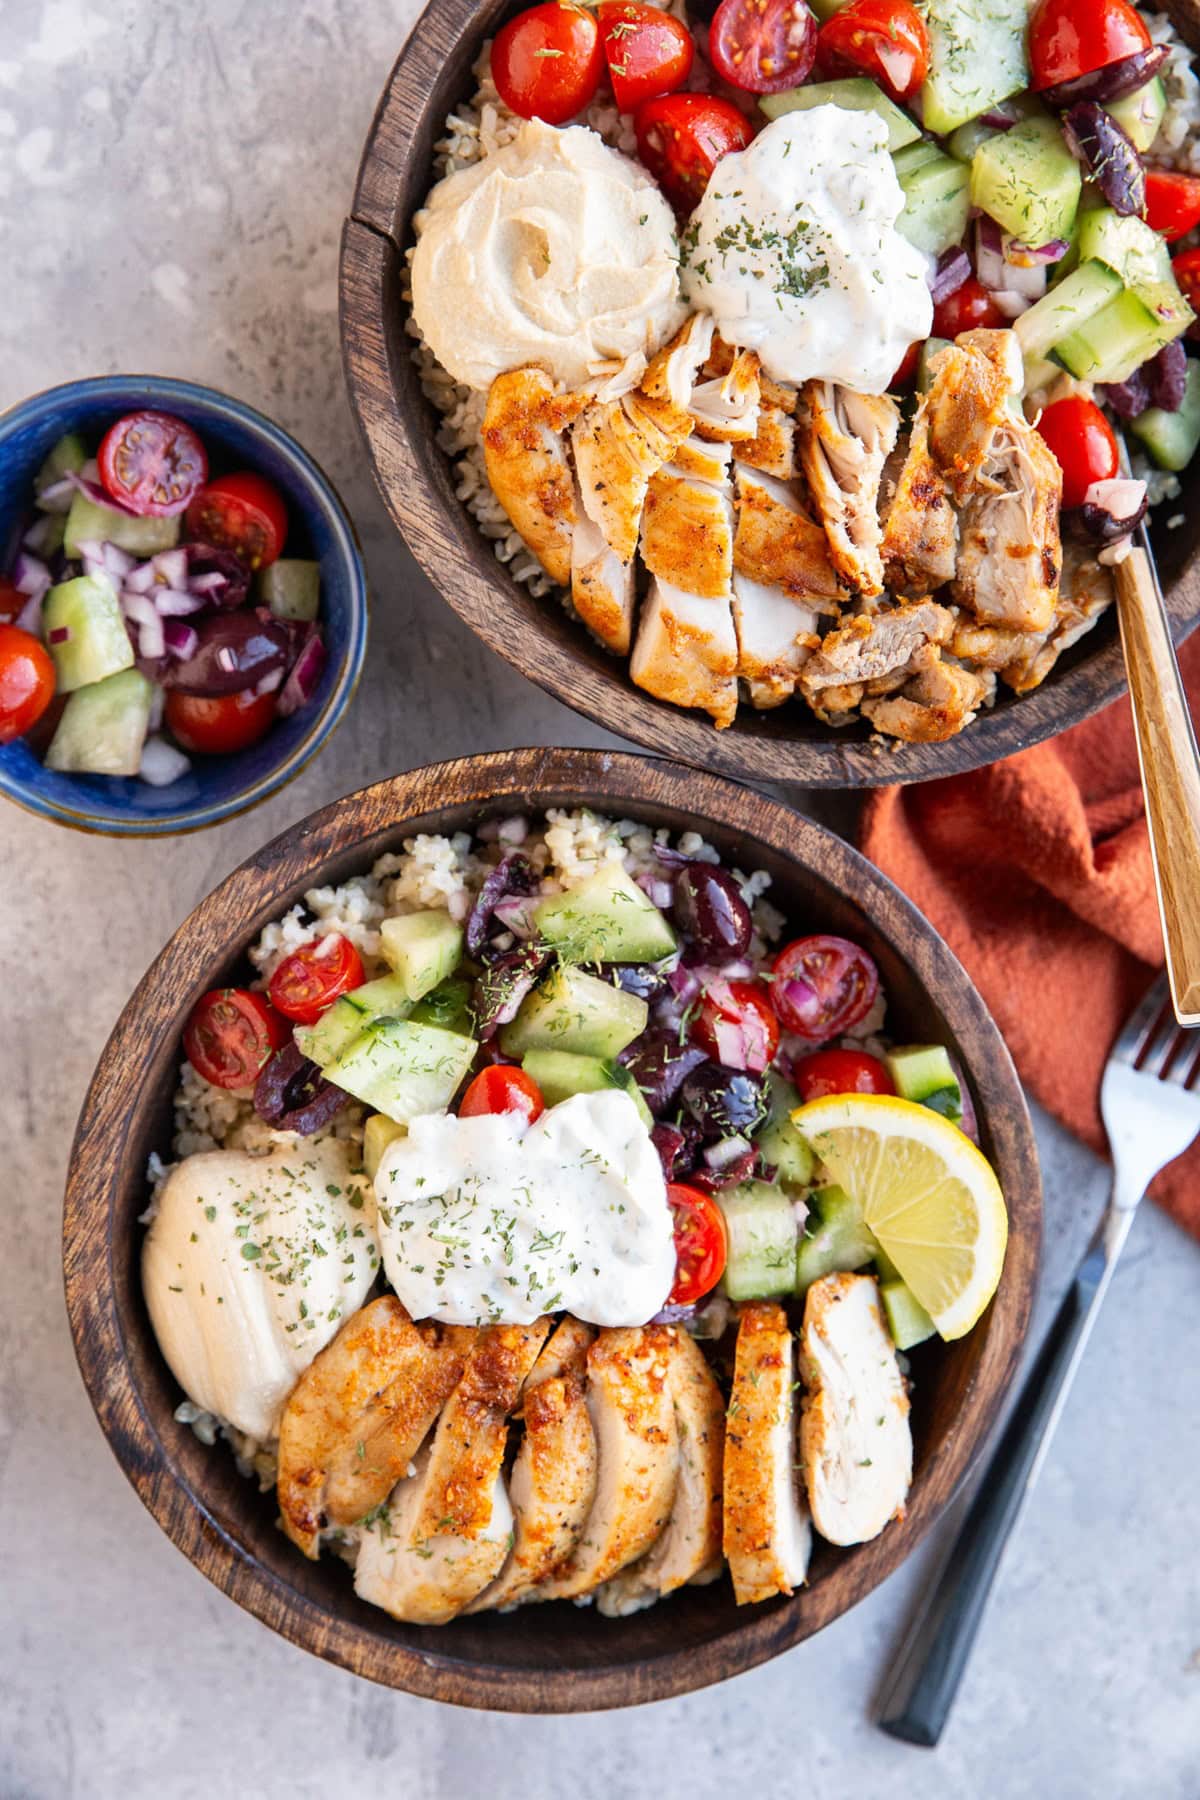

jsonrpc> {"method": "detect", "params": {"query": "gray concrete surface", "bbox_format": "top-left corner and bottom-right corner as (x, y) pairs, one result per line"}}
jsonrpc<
(1, 3), (1197, 1795)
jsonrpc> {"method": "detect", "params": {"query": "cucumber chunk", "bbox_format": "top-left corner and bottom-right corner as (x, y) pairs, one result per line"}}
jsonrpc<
(43, 573), (134, 692)
(409, 976), (476, 1036)
(917, 337), (952, 394)
(363, 1114), (406, 1181)
(533, 864), (677, 965)
(718, 1180), (799, 1302)
(63, 490), (181, 559)
(892, 139), (943, 181)
(521, 1048), (654, 1129)
(948, 93), (1047, 164)
(324, 1019), (477, 1123)
(499, 964), (648, 1060)
(1075, 208), (1194, 344)
(897, 152), (971, 258)
(761, 78), (921, 151)
(295, 972), (414, 1069)
(44, 668), (153, 776)
(1131, 361), (1200, 472)
(1054, 288), (1165, 385)
(970, 119), (1081, 248)
(754, 1069), (816, 1190)
(259, 559), (321, 622)
(885, 1044), (962, 1125)
(1013, 261), (1123, 362)
(916, 0), (1030, 137)
(881, 1279), (937, 1350)
(1106, 77), (1167, 154)
(379, 910), (464, 1002)
(35, 432), (87, 502)
(795, 1184), (879, 1292)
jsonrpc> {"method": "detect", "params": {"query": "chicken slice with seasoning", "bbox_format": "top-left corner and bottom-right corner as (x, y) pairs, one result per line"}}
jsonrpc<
(999, 548), (1114, 692)
(723, 1301), (811, 1606)
(798, 382), (900, 597)
(640, 463), (735, 600)
(276, 1295), (473, 1559)
(861, 644), (992, 743)
(689, 346), (761, 443)
(924, 328), (1024, 500)
(631, 582), (740, 727)
(481, 368), (587, 585)
(880, 412), (958, 597)
(536, 1325), (679, 1600)
(640, 310), (716, 413)
(730, 464), (825, 708)
(570, 508), (637, 655)
(738, 404), (798, 480)
(596, 1326), (725, 1616)
(469, 1318), (597, 1612)
(733, 465), (844, 610)
(951, 420), (1061, 633)
(572, 390), (690, 566)
(798, 600), (953, 708)
(799, 1273), (912, 1547)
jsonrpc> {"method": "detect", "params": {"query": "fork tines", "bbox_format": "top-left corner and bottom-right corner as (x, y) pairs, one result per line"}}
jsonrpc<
(1119, 974), (1200, 1087)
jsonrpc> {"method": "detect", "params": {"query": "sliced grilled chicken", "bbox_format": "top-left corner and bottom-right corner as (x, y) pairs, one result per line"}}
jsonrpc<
(631, 579), (739, 727)
(799, 1273), (912, 1547)
(1000, 548), (1113, 692)
(481, 368), (586, 586)
(596, 1327), (725, 1616)
(731, 572), (820, 709)
(641, 465), (735, 600)
(799, 382), (900, 597)
(861, 644), (991, 743)
(723, 1301), (811, 1606)
(880, 412), (958, 597)
(689, 347), (761, 443)
(706, 334), (797, 415)
(414, 1320), (551, 1541)
(571, 506), (636, 655)
(277, 1296), (472, 1558)
(641, 310), (716, 412)
(572, 394), (684, 565)
(468, 1318), (597, 1613)
(737, 405), (797, 480)
(798, 600), (953, 706)
(733, 465), (844, 610)
(673, 434), (733, 486)
(924, 328), (1023, 499)
(952, 420), (1061, 633)
(536, 1325), (679, 1600)
(353, 1442), (514, 1624)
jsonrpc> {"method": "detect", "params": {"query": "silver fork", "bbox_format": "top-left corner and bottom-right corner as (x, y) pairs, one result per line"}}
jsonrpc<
(876, 973), (1200, 1746)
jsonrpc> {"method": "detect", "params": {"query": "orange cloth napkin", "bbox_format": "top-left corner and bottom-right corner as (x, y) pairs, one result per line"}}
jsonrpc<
(860, 633), (1200, 1240)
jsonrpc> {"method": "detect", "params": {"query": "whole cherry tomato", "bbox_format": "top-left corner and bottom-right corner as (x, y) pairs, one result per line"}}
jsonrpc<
(183, 988), (290, 1089)
(772, 935), (879, 1040)
(1145, 170), (1200, 243)
(490, 2), (604, 124)
(932, 276), (1007, 339)
(185, 472), (289, 570)
(1173, 246), (1200, 340)
(98, 411), (208, 517)
(164, 688), (277, 756)
(598, 2), (693, 111)
(1028, 0), (1150, 93)
(267, 934), (366, 1026)
(794, 1047), (895, 1103)
(709, 0), (818, 95)
(667, 1181), (728, 1306)
(890, 340), (922, 390)
(816, 0), (929, 104)
(1035, 394), (1118, 508)
(459, 1064), (546, 1123)
(634, 93), (754, 210)
(0, 623), (55, 744)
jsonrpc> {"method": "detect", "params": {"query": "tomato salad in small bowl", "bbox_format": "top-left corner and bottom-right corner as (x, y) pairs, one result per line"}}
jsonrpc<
(0, 376), (366, 836)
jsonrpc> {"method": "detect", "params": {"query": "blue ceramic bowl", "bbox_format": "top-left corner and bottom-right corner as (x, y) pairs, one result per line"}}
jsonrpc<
(0, 376), (367, 835)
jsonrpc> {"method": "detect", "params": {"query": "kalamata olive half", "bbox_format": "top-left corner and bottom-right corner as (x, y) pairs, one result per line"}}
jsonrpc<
(1062, 102), (1145, 217)
(473, 943), (549, 1040)
(681, 1062), (768, 1140)
(254, 1038), (349, 1134)
(673, 863), (752, 959)
(619, 1030), (709, 1115)
(185, 541), (251, 609)
(165, 609), (290, 695)
(1039, 43), (1168, 110)
(606, 962), (671, 1000)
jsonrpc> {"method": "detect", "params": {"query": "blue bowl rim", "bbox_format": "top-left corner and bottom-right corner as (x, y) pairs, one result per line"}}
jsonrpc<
(0, 374), (368, 838)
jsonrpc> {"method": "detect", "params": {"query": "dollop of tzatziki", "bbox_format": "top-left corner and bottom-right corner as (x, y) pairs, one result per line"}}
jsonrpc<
(373, 1091), (677, 1328)
(680, 108), (932, 395)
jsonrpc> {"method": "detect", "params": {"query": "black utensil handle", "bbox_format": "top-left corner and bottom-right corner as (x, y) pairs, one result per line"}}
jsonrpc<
(877, 1239), (1109, 1747)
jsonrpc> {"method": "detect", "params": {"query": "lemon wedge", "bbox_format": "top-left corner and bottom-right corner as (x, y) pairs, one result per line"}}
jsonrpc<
(790, 1093), (1008, 1340)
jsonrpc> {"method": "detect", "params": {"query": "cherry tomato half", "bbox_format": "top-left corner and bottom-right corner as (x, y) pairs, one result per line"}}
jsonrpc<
(890, 340), (922, 390)
(667, 1182), (728, 1307)
(794, 1047), (895, 1103)
(815, 0), (929, 104)
(1028, 0), (1150, 92)
(1145, 169), (1200, 244)
(267, 934), (365, 1026)
(185, 472), (289, 570)
(184, 987), (290, 1089)
(491, 2), (604, 124)
(932, 276), (1007, 339)
(0, 577), (29, 623)
(0, 623), (55, 745)
(1035, 394), (1118, 508)
(692, 978), (780, 1073)
(1173, 247), (1200, 339)
(709, 0), (817, 95)
(97, 411), (208, 517)
(164, 688), (278, 756)
(772, 936), (880, 1040)
(459, 1064), (546, 1124)
(634, 92), (754, 210)
(598, 2), (693, 110)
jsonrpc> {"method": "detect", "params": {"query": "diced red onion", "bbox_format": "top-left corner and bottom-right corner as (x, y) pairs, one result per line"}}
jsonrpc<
(48, 625), (70, 644)
(249, 666), (285, 699)
(929, 247), (971, 305)
(66, 470), (136, 514)
(152, 587), (206, 617)
(15, 595), (43, 634)
(975, 216), (1007, 294)
(216, 645), (237, 674)
(637, 873), (675, 910)
(493, 894), (538, 937)
(1005, 236), (1070, 267)
(79, 458), (99, 484)
(151, 548), (188, 591)
(139, 735), (192, 787)
(35, 475), (76, 514)
(989, 287), (1035, 318)
(188, 571), (227, 594)
(162, 619), (200, 660)
(147, 686), (165, 734)
(667, 962), (702, 1007)
(22, 515), (60, 555)
(122, 591), (160, 631)
(703, 1133), (752, 1171)
(123, 560), (157, 595)
(12, 551), (51, 599)
(691, 957), (755, 984)
(138, 614), (166, 661)
(1085, 477), (1146, 520)
(276, 629), (326, 717)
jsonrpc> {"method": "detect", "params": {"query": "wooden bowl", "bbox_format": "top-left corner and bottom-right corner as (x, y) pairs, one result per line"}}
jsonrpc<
(63, 748), (1040, 1708)
(339, 0), (1200, 787)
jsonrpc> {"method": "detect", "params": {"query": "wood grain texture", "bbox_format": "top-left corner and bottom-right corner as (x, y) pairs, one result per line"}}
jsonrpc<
(1117, 546), (1200, 1022)
(62, 748), (1041, 1710)
(339, 0), (1200, 789)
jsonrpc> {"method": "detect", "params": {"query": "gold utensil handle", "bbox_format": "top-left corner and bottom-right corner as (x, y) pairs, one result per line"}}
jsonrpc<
(1116, 544), (1200, 1025)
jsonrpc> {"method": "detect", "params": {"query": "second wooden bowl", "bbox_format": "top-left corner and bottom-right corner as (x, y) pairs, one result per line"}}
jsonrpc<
(63, 748), (1039, 1708)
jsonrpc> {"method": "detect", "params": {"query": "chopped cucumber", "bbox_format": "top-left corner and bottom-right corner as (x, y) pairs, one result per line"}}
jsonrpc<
(259, 559), (321, 622)
(917, 337), (952, 394)
(35, 432), (87, 501)
(1054, 288), (1167, 385)
(1131, 361), (1200, 472)
(948, 92), (1046, 163)
(1106, 77), (1167, 154)
(379, 909), (464, 1002)
(409, 976), (475, 1036)
(970, 118), (1081, 248)
(754, 1069), (816, 1191)
(44, 668), (153, 776)
(892, 140), (943, 182)
(881, 1279), (937, 1350)
(533, 864), (677, 965)
(897, 152), (971, 258)
(43, 573), (134, 692)
(294, 972), (413, 1068)
(498, 964), (648, 1060)
(718, 1180), (799, 1302)
(915, 0), (1031, 137)
(1013, 260), (1123, 362)
(885, 1044), (962, 1124)
(795, 1184), (879, 1292)
(324, 1018), (477, 1123)
(520, 1048), (654, 1129)
(1075, 208), (1194, 345)
(63, 490), (181, 559)
(761, 78), (921, 151)
(363, 1114), (406, 1181)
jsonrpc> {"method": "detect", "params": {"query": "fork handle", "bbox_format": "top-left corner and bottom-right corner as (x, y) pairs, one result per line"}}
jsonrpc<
(876, 1225), (1119, 1747)
(1116, 545), (1200, 1025)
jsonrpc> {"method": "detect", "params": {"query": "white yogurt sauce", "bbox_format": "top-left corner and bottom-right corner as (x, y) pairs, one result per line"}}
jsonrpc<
(373, 1091), (676, 1327)
(680, 108), (932, 395)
